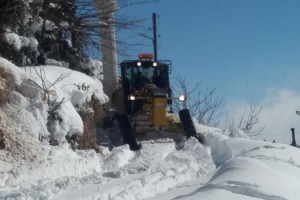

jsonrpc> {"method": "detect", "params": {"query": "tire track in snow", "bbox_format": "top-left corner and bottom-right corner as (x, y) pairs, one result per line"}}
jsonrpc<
(238, 145), (300, 170)
(54, 138), (215, 200)
(194, 181), (287, 200)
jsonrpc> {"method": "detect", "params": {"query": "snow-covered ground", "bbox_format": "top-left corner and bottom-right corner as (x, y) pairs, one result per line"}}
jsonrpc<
(1, 57), (300, 200)
(2, 125), (300, 200)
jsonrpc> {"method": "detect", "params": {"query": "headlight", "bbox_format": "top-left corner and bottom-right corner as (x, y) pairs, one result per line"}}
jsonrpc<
(178, 95), (186, 102)
(137, 61), (142, 66)
(153, 62), (157, 67)
(129, 95), (136, 101)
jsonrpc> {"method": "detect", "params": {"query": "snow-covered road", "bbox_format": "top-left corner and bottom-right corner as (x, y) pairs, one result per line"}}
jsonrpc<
(54, 138), (215, 200)
(2, 127), (300, 200)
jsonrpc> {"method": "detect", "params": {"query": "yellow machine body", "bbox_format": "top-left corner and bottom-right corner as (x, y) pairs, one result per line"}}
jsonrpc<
(114, 55), (184, 139)
(153, 97), (167, 125)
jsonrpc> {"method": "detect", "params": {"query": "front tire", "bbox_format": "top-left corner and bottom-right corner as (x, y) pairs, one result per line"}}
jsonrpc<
(179, 109), (197, 138)
(117, 114), (141, 151)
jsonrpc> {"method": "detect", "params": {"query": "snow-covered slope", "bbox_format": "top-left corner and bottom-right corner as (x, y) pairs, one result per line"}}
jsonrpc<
(150, 124), (300, 200)
(23, 65), (109, 143)
(23, 66), (108, 106)
(0, 57), (106, 189)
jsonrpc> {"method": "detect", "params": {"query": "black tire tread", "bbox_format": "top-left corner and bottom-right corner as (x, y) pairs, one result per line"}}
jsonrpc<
(117, 114), (141, 151)
(179, 109), (197, 138)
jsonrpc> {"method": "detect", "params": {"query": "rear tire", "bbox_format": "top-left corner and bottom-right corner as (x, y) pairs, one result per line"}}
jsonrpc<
(117, 114), (141, 151)
(179, 109), (197, 138)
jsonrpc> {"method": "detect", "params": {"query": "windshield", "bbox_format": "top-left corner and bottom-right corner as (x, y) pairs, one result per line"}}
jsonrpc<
(121, 61), (169, 91)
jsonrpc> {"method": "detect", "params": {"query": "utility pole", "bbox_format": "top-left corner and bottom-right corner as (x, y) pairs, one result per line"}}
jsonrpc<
(152, 13), (158, 61)
(291, 128), (297, 147)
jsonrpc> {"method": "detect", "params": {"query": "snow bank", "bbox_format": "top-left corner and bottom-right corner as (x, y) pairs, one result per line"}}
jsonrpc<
(23, 66), (108, 106)
(0, 90), (48, 139)
(0, 58), (105, 190)
(162, 121), (300, 200)
(1, 143), (102, 187)
(0, 58), (49, 141)
(194, 122), (254, 165)
(0, 58), (97, 144)
(172, 142), (300, 200)
(0, 57), (28, 86)
(203, 156), (300, 200)
(22, 65), (109, 143)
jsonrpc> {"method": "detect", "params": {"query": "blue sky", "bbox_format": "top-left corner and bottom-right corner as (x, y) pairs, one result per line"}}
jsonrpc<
(116, 0), (300, 143)
(117, 0), (300, 102)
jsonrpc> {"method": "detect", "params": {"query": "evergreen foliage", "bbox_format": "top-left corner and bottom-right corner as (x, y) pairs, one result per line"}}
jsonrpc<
(0, 0), (154, 74)
(0, 0), (99, 72)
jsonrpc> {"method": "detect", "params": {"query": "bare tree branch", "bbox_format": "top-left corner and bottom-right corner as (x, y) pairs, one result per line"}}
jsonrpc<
(172, 76), (224, 126)
(226, 105), (265, 136)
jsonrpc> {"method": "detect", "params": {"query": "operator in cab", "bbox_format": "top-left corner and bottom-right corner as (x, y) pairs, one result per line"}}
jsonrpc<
(152, 69), (163, 88)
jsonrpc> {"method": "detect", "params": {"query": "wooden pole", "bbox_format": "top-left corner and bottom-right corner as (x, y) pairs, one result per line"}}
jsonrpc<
(291, 128), (296, 147)
(153, 13), (157, 61)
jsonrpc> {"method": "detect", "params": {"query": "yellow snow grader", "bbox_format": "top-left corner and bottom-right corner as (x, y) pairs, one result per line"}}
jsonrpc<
(110, 54), (197, 150)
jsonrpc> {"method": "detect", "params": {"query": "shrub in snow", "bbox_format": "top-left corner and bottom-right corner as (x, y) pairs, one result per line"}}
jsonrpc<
(47, 96), (83, 145)
(2, 31), (39, 66)
(23, 65), (108, 145)
(222, 128), (249, 139)
(20, 36), (30, 48)
(78, 58), (103, 80)
(24, 66), (108, 105)
(4, 32), (22, 51)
